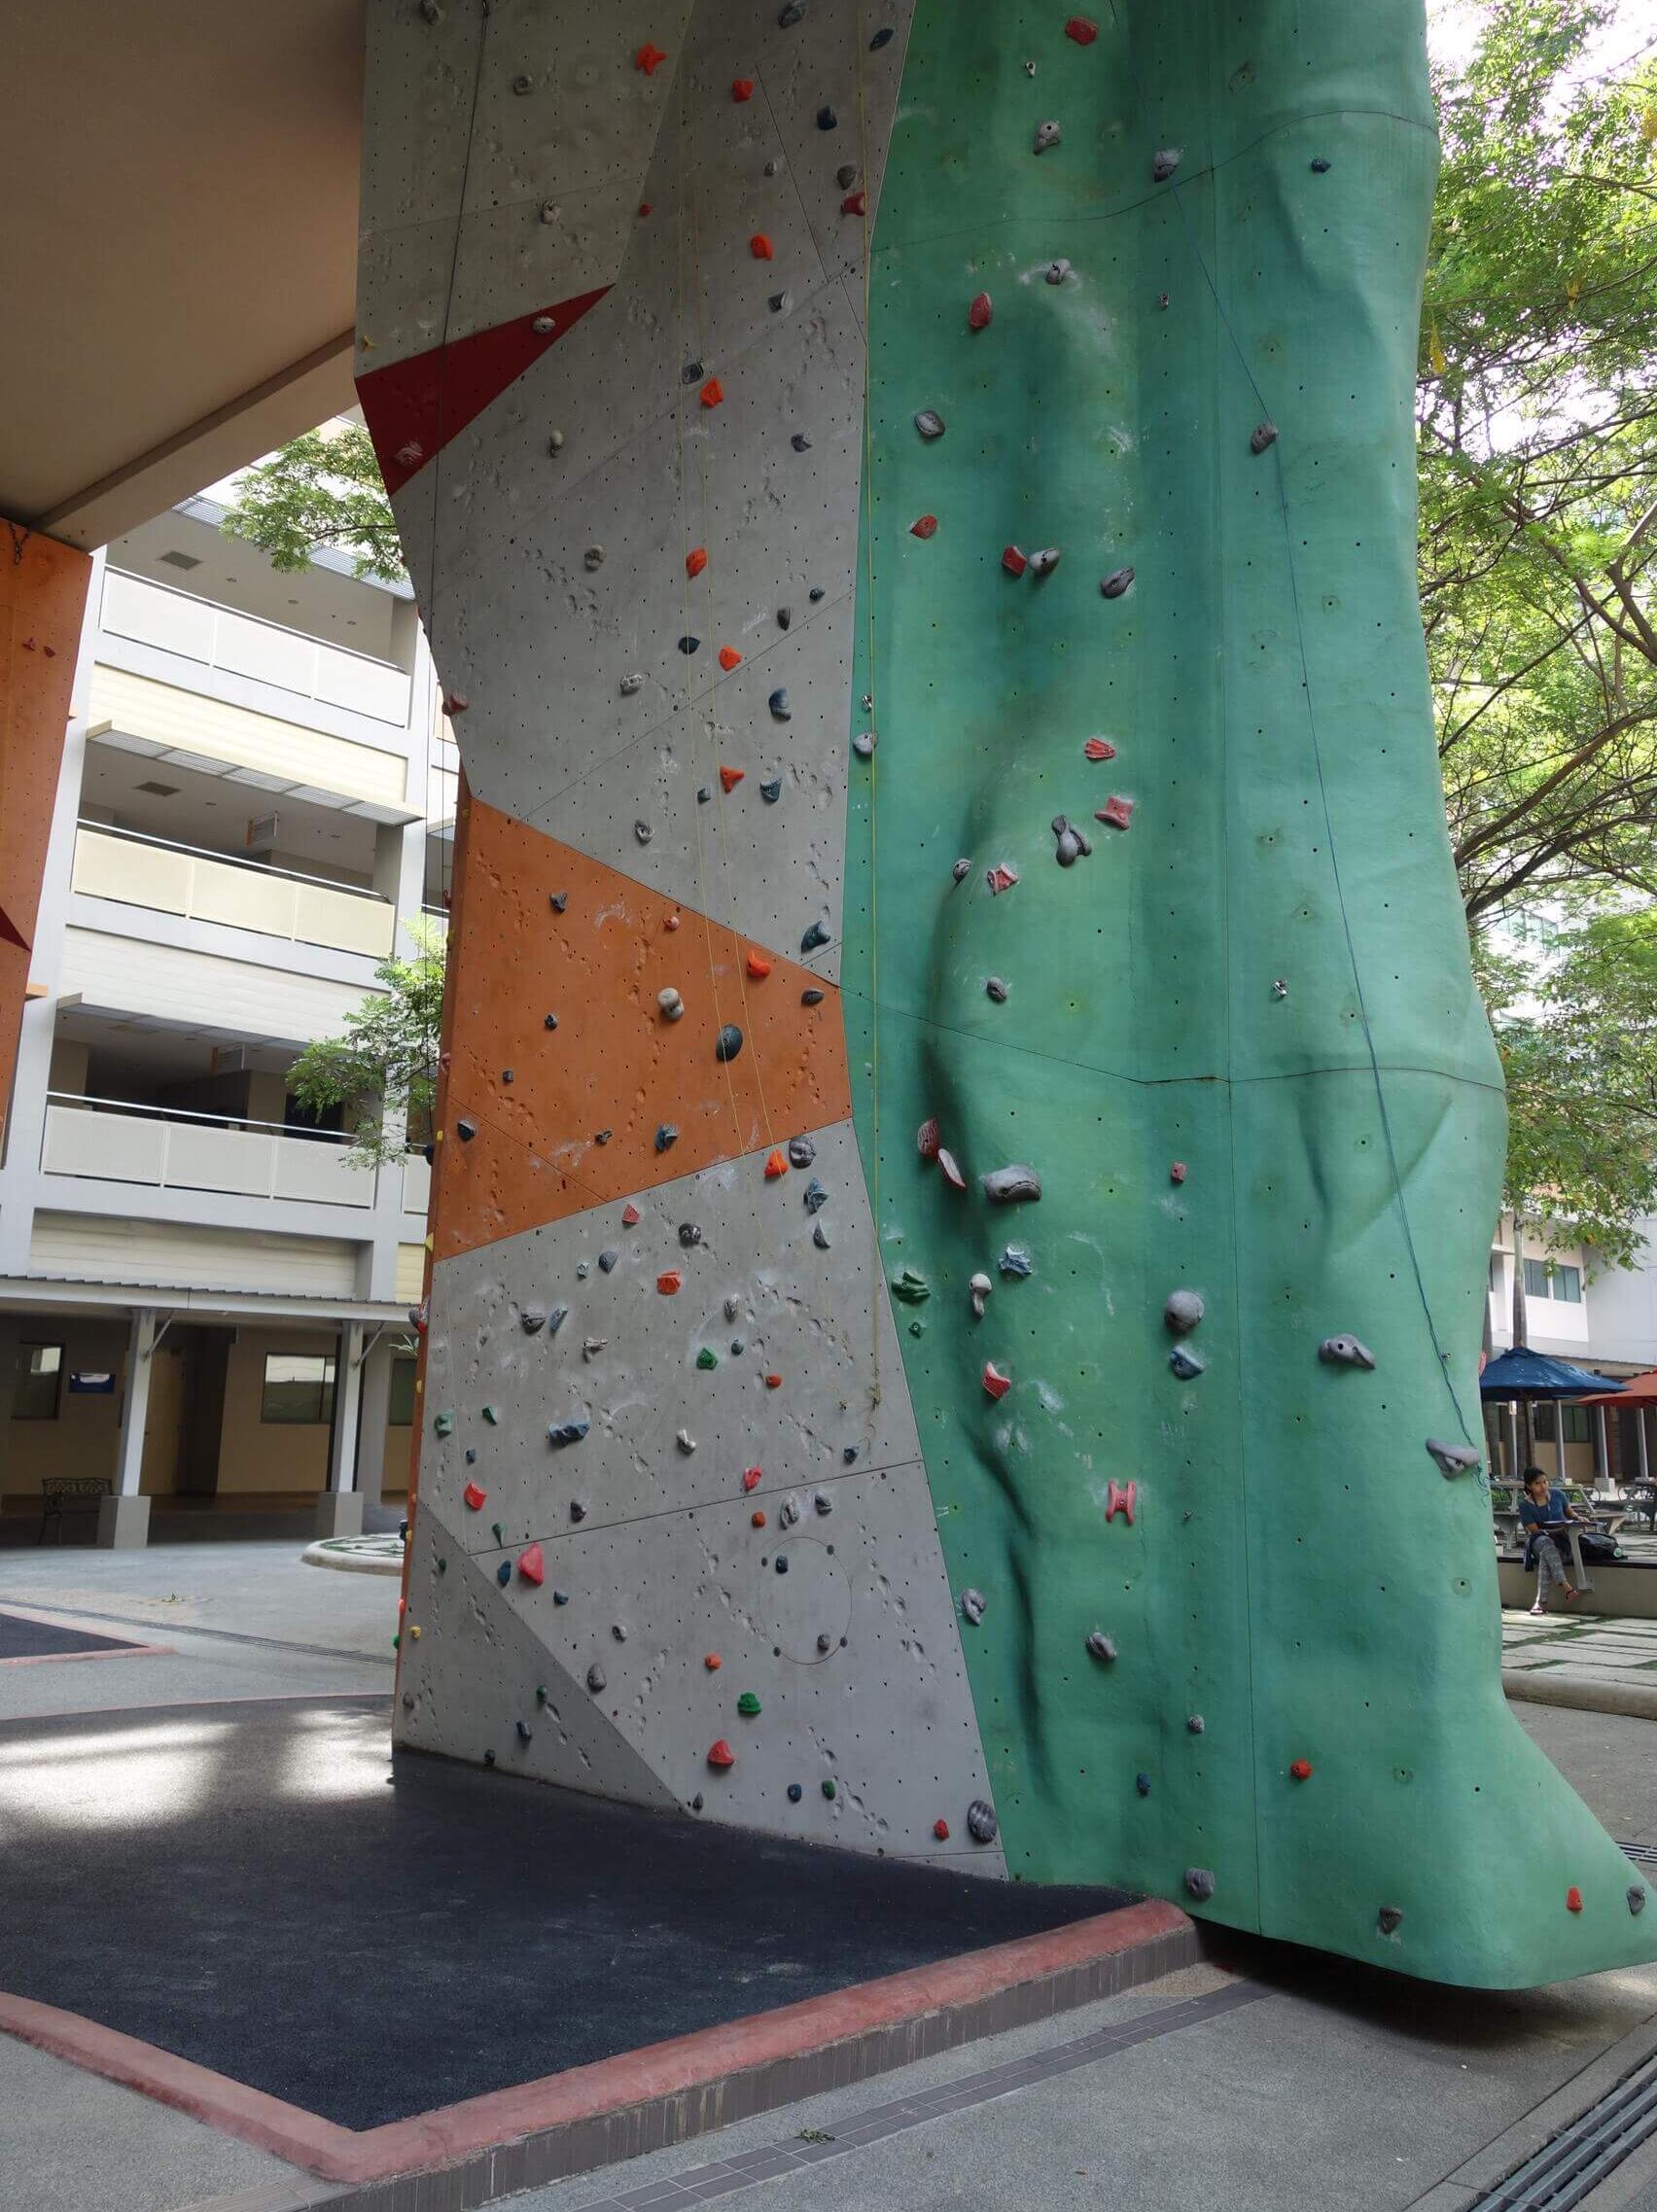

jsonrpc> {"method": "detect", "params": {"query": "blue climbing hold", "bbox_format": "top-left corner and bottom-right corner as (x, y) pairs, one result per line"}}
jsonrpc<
(679, 636), (700, 654)
(547, 1419), (589, 1447)
(547, 1306), (568, 1335)
(598, 1248), (619, 1273)
(769, 688), (792, 720)
(800, 920), (830, 952)
(843, 1445), (859, 1463)
(1169, 1345), (1206, 1380)
(515, 1719), (532, 1742)
(999, 1245), (1034, 1278)
(760, 776), (782, 803)
(776, 1554), (790, 1573)
(656, 1124), (679, 1152)
(803, 1178), (828, 1212)
(1136, 1772), (1151, 1796)
(869, 24), (893, 47)
(715, 1023), (744, 1063)
(788, 1781), (803, 1801)
(552, 1589), (569, 1605)
(496, 1561), (511, 1586)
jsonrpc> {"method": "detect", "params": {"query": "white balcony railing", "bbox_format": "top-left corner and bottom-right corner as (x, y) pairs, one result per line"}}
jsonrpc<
(100, 568), (411, 726)
(71, 823), (395, 960)
(40, 1096), (376, 1210)
(402, 1152), (433, 1216)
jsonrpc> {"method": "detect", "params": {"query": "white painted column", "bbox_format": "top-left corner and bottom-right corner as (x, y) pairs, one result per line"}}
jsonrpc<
(1639, 1409), (1651, 1488)
(317, 1320), (366, 1536)
(354, 1330), (393, 1512)
(1594, 1405), (1609, 1492)
(98, 1306), (155, 1547)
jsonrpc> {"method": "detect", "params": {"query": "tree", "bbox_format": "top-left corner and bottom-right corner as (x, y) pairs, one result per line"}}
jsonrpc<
(286, 920), (445, 1169)
(219, 421), (406, 583)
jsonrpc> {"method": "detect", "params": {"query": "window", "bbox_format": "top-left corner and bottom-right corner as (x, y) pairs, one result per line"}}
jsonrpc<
(12, 1343), (63, 1420)
(1554, 1264), (1582, 1304)
(1534, 1404), (1593, 1445)
(1524, 1257), (1583, 1303)
(261, 1352), (335, 1424)
(388, 1354), (417, 1426)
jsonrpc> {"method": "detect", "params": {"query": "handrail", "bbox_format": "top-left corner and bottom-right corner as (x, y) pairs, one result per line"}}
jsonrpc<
(45, 1091), (353, 1145)
(103, 566), (405, 681)
(74, 819), (387, 903)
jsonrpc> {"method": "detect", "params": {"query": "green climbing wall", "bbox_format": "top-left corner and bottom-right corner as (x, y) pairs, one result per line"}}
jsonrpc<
(843, 0), (1657, 1984)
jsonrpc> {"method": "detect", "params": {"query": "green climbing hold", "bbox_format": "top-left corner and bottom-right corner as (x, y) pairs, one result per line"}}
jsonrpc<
(890, 1266), (931, 1304)
(438, 1558), (447, 1573)
(535, 1685), (547, 1705)
(821, 1778), (837, 1801)
(696, 1347), (719, 1370)
(482, 1405), (500, 1426)
(491, 1521), (504, 1542)
(433, 1410), (453, 1437)
(738, 1692), (762, 1717)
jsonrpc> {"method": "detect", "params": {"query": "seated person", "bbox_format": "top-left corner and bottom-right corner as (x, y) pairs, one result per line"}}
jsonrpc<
(1519, 1465), (1589, 1615)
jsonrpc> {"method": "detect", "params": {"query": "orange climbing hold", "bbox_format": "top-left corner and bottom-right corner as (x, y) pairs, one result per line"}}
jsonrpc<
(635, 42), (668, 74)
(656, 1269), (683, 1295)
(1568, 1886), (1584, 1914)
(707, 1738), (736, 1768)
(700, 376), (724, 407)
(983, 1362), (1011, 1401)
(686, 546), (708, 578)
(732, 77), (755, 100)
(742, 1466), (763, 1492)
(1084, 736), (1118, 761)
(750, 953), (775, 981)
(517, 1541), (546, 1586)
(719, 646), (743, 671)
(1289, 1759), (1313, 1781)
(621, 1202), (641, 1225)
(841, 189), (867, 216)
(720, 765), (746, 793)
(752, 1510), (767, 1527)
(764, 1373), (783, 1389)
(750, 232), (775, 260)
(704, 1653), (723, 1670)
(910, 514), (938, 539)
(763, 1146), (787, 1176)
(1066, 15), (1099, 42)
(463, 1482), (486, 1510)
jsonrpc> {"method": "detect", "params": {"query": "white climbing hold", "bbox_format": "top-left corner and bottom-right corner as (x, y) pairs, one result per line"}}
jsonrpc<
(620, 673), (644, 695)
(1319, 1335), (1376, 1369)
(1152, 147), (1182, 181)
(1029, 547), (1062, 576)
(532, 314), (556, 334)
(914, 408), (946, 439)
(1085, 1631), (1117, 1663)
(1427, 1438), (1481, 1479)
(1034, 121), (1062, 154)
(658, 986), (685, 1021)
(854, 730), (877, 758)
(1164, 1288), (1205, 1334)
(1046, 259), (1071, 284)
(676, 1429), (697, 1454)
(960, 1588), (987, 1626)
(970, 1272), (992, 1319)
(982, 1164), (1041, 1203)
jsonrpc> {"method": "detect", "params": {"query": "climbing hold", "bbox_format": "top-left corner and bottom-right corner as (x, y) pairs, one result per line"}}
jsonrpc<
(985, 861), (1019, 894)
(800, 920), (830, 952)
(836, 163), (861, 190)
(779, 1496), (801, 1529)
(635, 42), (668, 74)
(1251, 420), (1279, 455)
(549, 431), (568, 457)
(621, 1203), (641, 1227)
(750, 232), (774, 260)
(582, 1337), (605, 1364)
(1320, 1335), (1376, 1369)
(1152, 148), (1182, 181)
(917, 1116), (941, 1161)
(583, 545), (605, 572)
(913, 408), (946, 440)
(765, 1373), (783, 1390)
(676, 1428), (697, 1454)
(1169, 1346), (1205, 1381)
(657, 987), (685, 1024)
(598, 1248), (619, 1274)
(697, 1348), (718, 1370)
(1096, 795), (1135, 830)
(1289, 1759), (1313, 1781)
(748, 950), (773, 980)
(700, 377), (724, 408)
(1052, 814), (1092, 866)
(1136, 1773), (1151, 1797)
(1045, 259), (1071, 285)
(1030, 547), (1062, 577)
(813, 1222), (830, 1249)
(1378, 1906), (1404, 1936)
(719, 765), (745, 795)
(960, 1588), (987, 1626)
(1100, 568), (1135, 598)
(1170, 1162), (1186, 1184)
(968, 292), (993, 331)
(854, 730), (877, 758)
(732, 78), (755, 102)
(1086, 1632), (1117, 1663)
(585, 1663), (607, 1694)
(776, 606), (792, 629)
(655, 1124), (679, 1152)
(686, 547), (708, 579)
(1184, 1868), (1216, 1902)
(817, 104), (837, 129)
(515, 1719), (533, 1744)
(910, 514), (938, 540)
(547, 1419), (589, 1447)
(937, 1147), (967, 1191)
(802, 987), (826, 1004)
(892, 1266), (931, 1304)
(763, 1149), (790, 1183)
(951, 858), (974, 887)
(462, 1482), (485, 1510)
(986, 976), (1009, 1002)
(456, 1117), (476, 1143)
(970, 1273), (992, 1319)
(418, 0), (441, 20)
(870, 23), (893, 46)
(548, 1307), (568, 1335)
(518, 1542), (545, 1586)
(434, 1409), (454, 1438)
(769, 291), (789, 313)
(496, 1561), (512, 1587)
(982, 1164), (1041, 1204)
(982, 1362), (1012, 1401)
(1033, 121), (1062, 154)
(1105, 1480), (1138, 1525)
(999, 1244), (1033, 1277)
(741, 1466), (764, 1495)
(656, 1270), (683, 1295)
(1002, 545), (1029, 578)
(719, 646), (743, 671)
(635, 821), (653, 846)
(522, 1305), (547, 1336)
(1426, 1438), (1481, 1480)
(1083, 737), (1118, 762)
(1632, 1886), (1647, 1916)
(769, 687), (792, 721)
(1065, 15), (1098, 42)
(492, 1522), (505, 1544)
(815, 1492), (833, 1515)
(803, 1177), (828, 1213)
(679, 1222), (702, 1249)
(1187, 1714), (1206, 1735)
(967, 1801), (998, 1843)
(1164, 1288), (1205, 1334)
(820, 1774), (836, 1798)
(715, 1024), (744, 1064)
(789, 1135), (816, 1168)
(1310, 157), (1332, 172)
(481, 1403), (501, 1426)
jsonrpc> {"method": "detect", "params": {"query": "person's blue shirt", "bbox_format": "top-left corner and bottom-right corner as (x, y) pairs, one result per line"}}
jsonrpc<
(1519, 1486), (1571, 1568)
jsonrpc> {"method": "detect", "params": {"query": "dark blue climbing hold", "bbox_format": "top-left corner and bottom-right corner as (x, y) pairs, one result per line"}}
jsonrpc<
(776, 1554), (790, 1573)
(496, 1561), (511, 1587)
(788, 1781), (803, 1801)
(803, 1177), (828, 1213)
(552, 1589), (569, 1605)
(484, 1750), (496, 1767)
(779, 1), (804, 22)
(816, 104), (836, 129)
(1310, 157), (1331, 172)
(869, 24), (893, 47)
(544, 1013), (558, 1030)
(792, 432), (811, 452)
(730, 1337), (745, 1354)
(715, 1023), (744, 1063)
(598, 1247), (619, 1274)
(679, 636), (700, 654)
(515, 1719), (532, 1742)
(456, 1116), (476, 1141)
(801, 987), (825, 1005)
(800, 920), (830, 952)
(656, 1124), (679, 1152)
(570, 1500), (587, 1523)
(697, 786), (711, 803)
(843, 1445), (859, 1464)
(769, 688), (792, 720)
(1136, 1772), (1151, 1796)
(550, 892), (567, 912)
(465, 1448), (476, 1464)
(682, 361), (703, 383)
(547, 1419), (589, 1447)
(760, 776), (782, 803)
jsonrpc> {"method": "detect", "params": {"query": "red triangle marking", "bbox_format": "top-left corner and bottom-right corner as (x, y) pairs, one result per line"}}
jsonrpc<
(0, 902), (28, 953)
(356, 288), (611, 498)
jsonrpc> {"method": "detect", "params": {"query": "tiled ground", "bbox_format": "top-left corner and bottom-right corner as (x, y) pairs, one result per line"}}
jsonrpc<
(1502, 1609), (1657, 1682)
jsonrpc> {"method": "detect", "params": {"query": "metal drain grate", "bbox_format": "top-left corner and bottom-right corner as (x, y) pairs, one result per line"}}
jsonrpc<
(1621, 1839), (1657, 1871)
(1474, 2047), (1657, 2208)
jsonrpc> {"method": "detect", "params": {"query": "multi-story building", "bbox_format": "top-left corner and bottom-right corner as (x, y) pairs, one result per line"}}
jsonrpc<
(0, 473), (453, 1546)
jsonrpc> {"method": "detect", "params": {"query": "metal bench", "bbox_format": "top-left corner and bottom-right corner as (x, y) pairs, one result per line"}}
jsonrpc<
(39, 1475), (112, 1544)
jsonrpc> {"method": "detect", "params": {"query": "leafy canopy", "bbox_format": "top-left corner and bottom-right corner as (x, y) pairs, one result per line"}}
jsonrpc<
(285, 919), (445, 1168)
(220, 422), (406, 583)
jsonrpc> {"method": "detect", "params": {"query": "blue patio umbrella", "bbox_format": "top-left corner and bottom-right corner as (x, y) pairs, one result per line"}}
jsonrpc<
(1479, 1347), (1626, 1400)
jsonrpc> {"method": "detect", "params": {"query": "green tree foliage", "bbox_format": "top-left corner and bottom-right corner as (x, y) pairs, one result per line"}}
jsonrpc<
(219, 422), (406, 582)
(285, 920), (445, 1169)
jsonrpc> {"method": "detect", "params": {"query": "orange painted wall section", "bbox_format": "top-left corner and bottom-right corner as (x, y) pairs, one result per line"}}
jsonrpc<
(0, 525), (90, 1137)
(431, 797), (850, 1261)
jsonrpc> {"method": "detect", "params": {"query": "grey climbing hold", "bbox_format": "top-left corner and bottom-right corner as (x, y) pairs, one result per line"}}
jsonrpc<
(544, 1012), (558, 1030)
(1033, 120), (1062, 154)
(612, 1623), (628, 1642)
(1030, 547), (1062, 577)
(960, 1587), (986, 1625)
(521, 1308), (546, 1334)
(678, 1222), (702, 1247)
(768, 291), (790, 313)
(813, 1221), (830, 1249)
(1184, 1867), (1216, 1902)
(982, 1164), (1041, 1204)
(540, 200), (558, 223)
(547, 1306), (568, 1335)
(552, 1590), (569, 1606)
(418, 0), (442, 19)
(585, 1664), (606, 1694)
(801, 987), (826, 1004)
(691, 1792), (705, 1811)
(697, 787), (712, 804)
(809, 584), (826, 601)
(1377, 1905), (1403, 1936)
(986, 975), (1009, 1002)
(1152, 147), (1182, 181)
(1164, 1288), (1205, 1334)
(952, 858), (971, 884)
(967, 1800), (999, 1843)
(836, 163), (860, 191)
(1310, 157), (1331, 172)
(814, 1491), (832, 1515)
(1251, 420), (1279, 455)
(1272, 977), (1289, 999)
(598, 1247), (619, 1274)
(655, 1124), (678, 1152)
(715, 1023), (744, 1064)
(854, 730), (877, 758)
(1631, 1884), (1647, 1915)
(913, 408), (945, 440)
(1051, 814), (1092, 866)
(803, 1177), (828, 1213)
(678, 636), (699, 655)
(547, 430), (565, 454)
(583, 545), (604, 571)
(456, 1116), (476, 1142)
(1319, 1335), (1376, 1369)
(550, 892), (568, 913)
(769, 687), (792, 721)
(776, 606), (792, 630)
(817, 1633), (833, 1653)
(970, 1272), (992, 1318)
(1136, 1772), (1151, 1796)
(676, 1428), (697, 1454)
(730, 1337), (746, 1354)
(511, 67), (536, 94)
(780, 1496), (801, 1529)
(1187, 1714), (1206, 1735)
(758, 776), (782, 805)
(724, 1294), (742, 1321)
(547, 1419), (589, 1447)
(658, 986), (685, 1021)
(800, 919), (830, 952)
(789, 1135), (816, 1168)
(817, 104), (836, 129)
(1046, 258), (1071, 284)
(1169, 1346), (1206, 1381)
(634, 821), (652, 845)
(1101, 568), (1135, 598)
(682, 361), (703, 384)
(1085, 1631), (1117, 1663)
(582, 1337), (605, 1362)
(843, 1446), (859, 1463)
(792, 432), (811, 452)
(999, 1244), (1033, 1277)
(1427, 1438), (1481, 1480)
(764, 158), (778, 177)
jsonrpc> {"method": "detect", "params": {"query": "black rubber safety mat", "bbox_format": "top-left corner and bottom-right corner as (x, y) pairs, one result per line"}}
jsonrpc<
(0, 1608), (146, 1660)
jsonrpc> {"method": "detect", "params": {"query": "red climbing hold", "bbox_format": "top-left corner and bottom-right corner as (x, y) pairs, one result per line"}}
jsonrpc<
(687, 546), (709, 578)
(636, 42), (668, 74)
(1568, 1886), (1584, 1914)
(1105, 1479), (1138, 1526)
(705, 1653), (723, 1670)
(621, 1202), (641, 1225)
(1096, 795), (1135, 830)
(1170, 1161), (1187, 1184)
(743, 1467), (763, 1492)
(518, 1541), (546, 1586)
(1002, 545), (1028, 577)
(750, 953), (775, 981)
(983, 1362), (1011, 1400)
(937, 1146), (967, 1191)
(719, 646), (744, 671)
(910, 514), (938, 539)
(1066, 15), (1099, 42)
(657, 1270), (683, 1295)
(638, 202), (652, 217)
(750, 232), (775, 260)
(463, 1482), (486, 1510)
(917, 1116), (941, 1160)
(752, 1510), (767, 1527)
(707, 1738), (736, 1768)
(764, 1373), (783, 1390)
(986, 863), (1019, 895)
(968, 291), (993, 330)
(934, 1818), (950, 1841)
(732, 77), (755, 101)
(1084, 736), (1118, 761)
(720, 765), (745, 793)
(841, 189), (867, 216)
(700, 376), (724, 408)
(1289, 1759), (1313, 1781)
(443, 691), (469, 716)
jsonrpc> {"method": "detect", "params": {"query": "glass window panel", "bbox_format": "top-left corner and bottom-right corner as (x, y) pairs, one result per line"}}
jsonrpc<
(12, 1343), (64, 1420)
(388, 1355), (416, 1426)
(1555, 1265), (1582, 1304)
(261, 1352), (336, 1423)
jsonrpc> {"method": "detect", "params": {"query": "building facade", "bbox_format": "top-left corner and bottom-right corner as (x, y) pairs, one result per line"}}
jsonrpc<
(0, 483), (449, 1545)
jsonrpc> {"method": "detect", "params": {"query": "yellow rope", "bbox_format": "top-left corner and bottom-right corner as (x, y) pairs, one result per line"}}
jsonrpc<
(853, 9), (883, 1411)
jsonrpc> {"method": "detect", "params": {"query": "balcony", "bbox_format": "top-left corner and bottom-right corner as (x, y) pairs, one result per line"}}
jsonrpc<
(40, 1096), (376, 1210)
(71, 823), (395, 961)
